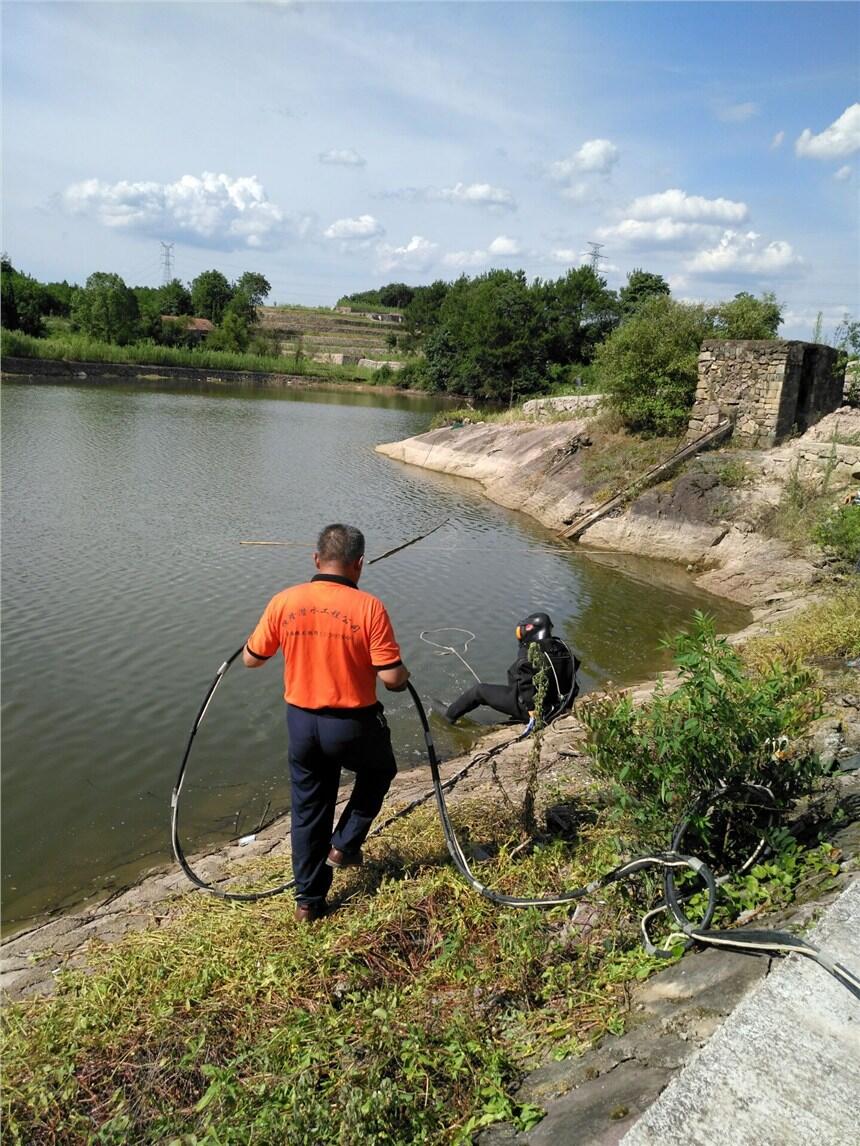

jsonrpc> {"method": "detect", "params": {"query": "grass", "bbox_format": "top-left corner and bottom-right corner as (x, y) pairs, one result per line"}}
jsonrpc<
(576, 411), (682, 502)
(546, 363), (605, 397)
(334, 299), (405, 316)
(754, 458), (851, 554)
(0, 329), (381, 385)
(743, 584), (860, 671)
(428, 405), (594, 431)
(715, 458), (752, 488)
(1, 786), (840, 1144)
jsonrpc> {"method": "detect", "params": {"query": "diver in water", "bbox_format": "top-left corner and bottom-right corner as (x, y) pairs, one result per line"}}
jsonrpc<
(444, 612), (579, 725)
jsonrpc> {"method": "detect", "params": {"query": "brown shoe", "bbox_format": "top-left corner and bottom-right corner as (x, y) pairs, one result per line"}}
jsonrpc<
(295, 901), (327, 923)
(326, 846), (363, 869)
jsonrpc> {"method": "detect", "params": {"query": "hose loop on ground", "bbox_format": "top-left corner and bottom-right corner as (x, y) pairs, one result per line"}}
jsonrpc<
(171, 657), (859, 998)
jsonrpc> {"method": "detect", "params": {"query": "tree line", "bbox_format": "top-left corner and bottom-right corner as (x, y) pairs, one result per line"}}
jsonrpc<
(6, 254), (853, 436)
(0, 258), (274, 355)
(381, 269), (783, 433)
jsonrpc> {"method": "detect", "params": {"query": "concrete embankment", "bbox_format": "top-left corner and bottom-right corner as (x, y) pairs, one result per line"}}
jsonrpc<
(0, 355), (420, 396)
(376, 406), (860, 608)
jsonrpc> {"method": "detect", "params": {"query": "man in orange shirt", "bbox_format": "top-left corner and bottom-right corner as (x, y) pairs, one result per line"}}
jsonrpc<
(243, 524), (409, 922)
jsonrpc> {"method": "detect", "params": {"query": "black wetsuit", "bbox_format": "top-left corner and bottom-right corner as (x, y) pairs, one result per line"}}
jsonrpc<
(446, 637), (578, 724)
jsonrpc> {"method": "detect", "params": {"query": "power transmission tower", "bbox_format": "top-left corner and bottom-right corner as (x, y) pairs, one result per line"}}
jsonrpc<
(586, 241), (605, 275)
(160, 242), (175, 285)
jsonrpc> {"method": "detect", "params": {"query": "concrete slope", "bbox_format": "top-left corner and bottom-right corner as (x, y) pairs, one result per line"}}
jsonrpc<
(621, 879), (860, 1146)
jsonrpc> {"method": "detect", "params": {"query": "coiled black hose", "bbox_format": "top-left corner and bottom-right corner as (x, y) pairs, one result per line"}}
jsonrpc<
(170, 654), (860, 998)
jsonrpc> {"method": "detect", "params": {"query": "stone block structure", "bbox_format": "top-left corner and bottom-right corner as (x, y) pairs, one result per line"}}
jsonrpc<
(688, 340), (844, 447)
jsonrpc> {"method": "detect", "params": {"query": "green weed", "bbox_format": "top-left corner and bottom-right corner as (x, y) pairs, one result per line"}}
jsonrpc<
(580, 613), (824, 849)
(743, 585), (860, 669)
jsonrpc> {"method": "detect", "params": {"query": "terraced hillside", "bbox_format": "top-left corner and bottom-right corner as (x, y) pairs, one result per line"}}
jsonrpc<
(258, 305), (407, 367)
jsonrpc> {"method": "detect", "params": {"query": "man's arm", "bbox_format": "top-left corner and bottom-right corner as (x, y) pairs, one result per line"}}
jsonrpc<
(377, 663), (410, 692)
(242, 644), (270, 669)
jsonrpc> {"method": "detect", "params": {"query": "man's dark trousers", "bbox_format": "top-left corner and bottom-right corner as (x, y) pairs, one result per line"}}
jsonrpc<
(446, 682), (527, 724)
(286, 704), (397, 907)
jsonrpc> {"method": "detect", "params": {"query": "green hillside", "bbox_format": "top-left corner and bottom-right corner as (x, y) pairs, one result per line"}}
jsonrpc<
(259, 305), (407, 365)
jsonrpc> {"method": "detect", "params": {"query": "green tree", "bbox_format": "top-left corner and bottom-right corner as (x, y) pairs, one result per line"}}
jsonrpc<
(71, 272), (140, 344)
(157, 278), (192, 316)
(1, 256), (20, 331)
(713, 291), (782, 340)
(42, 280), (77, 317)
(425, 270), (546, 400)
(206, 308), (250, 352)
(190, 270), (233, 324)
(378, 282), (414, 308)
(1, 257), (47, 336)
(234, 272), (271, 308)
(403, 280), (449, 340)
(539, 266), (620, 364)
(596, 295), (715, 435)
(223, 289), (259, 327)
(619, 268), (671, 318)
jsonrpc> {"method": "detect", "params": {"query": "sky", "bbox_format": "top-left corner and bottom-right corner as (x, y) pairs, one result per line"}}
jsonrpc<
(2, 1), (858, 337)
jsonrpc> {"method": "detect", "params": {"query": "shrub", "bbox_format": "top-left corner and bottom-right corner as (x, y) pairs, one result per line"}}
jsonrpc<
(595, 296), (714, 436)
(743, 585), (860, 670)
(580, 613), (824, 847)
(716, 459), (751, 488)
(395, 358), (431, 390)
(813, 504), (860, 567)
(711, 291), (782, 339)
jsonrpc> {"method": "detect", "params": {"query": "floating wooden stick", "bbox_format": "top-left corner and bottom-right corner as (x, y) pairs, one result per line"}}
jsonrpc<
(367, 518), (449, 564)
(239, 539), (311, 548)
(239, 518), (450, 565)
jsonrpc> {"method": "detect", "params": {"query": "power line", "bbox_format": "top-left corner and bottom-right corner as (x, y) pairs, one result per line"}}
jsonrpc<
(586, 241), (606, 274)
(160, 242), (175, 285)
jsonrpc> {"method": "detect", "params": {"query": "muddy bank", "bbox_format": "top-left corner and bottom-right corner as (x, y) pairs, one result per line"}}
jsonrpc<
(377, 407), (860, 608)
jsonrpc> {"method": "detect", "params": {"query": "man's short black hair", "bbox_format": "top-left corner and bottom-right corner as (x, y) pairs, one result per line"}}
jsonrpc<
(316, 523), (365, 564)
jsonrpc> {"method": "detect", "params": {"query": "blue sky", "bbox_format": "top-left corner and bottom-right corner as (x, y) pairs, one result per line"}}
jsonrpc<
(3, 1), (858, 336)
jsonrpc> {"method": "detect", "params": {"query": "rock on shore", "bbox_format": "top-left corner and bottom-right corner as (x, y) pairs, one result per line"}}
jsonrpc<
(377, 407), (860, 608)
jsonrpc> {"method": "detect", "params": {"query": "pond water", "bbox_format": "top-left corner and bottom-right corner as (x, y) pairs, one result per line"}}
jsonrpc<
(1, 379), (750, 931)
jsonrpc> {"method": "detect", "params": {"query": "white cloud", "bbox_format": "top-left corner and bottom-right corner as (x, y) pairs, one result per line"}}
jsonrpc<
(624, 188), (748, 223)
(596, 188), (748, 250)
(375, 182), (515, 210)
(686, 229), (802, 275)
(549, 248), (586, 265)
(834, 165), (853, 182)
(488, 234), (521, 256)
(715, 101), (760, 123)
(62, 172), (296, 249)
(441, 234), (522, 268)
(376, 235), (438, 273)
(318, 148), (366, 167)
(598, 218), (717, 247)
(323, 214), (383, 240)
(442, 249), (489, 269)
(435, 182), (516, 209)
(551, 139), (620, 179)
(795, 102), (860, 159)
(560, 182), (594, 204)
(770, 130), (785, 150)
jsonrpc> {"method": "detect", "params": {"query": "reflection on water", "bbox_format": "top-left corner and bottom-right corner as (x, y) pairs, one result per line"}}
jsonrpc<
(1, 380), (749, 930)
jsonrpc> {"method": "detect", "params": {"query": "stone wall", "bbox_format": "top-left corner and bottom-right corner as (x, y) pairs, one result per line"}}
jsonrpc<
(688, 340), (844, 447)
(521, 394), (602, 417)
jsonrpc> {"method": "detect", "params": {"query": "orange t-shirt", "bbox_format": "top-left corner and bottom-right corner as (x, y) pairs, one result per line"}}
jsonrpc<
(246, 574), (402, 709)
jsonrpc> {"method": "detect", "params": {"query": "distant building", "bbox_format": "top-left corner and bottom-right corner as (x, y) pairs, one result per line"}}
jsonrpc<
(160, 316), (215, 344)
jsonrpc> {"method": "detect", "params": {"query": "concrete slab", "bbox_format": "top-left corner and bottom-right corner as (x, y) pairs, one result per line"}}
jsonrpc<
(621, 879), (860, 1146)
